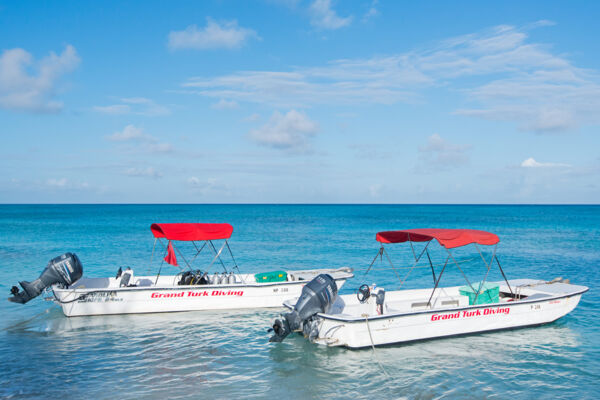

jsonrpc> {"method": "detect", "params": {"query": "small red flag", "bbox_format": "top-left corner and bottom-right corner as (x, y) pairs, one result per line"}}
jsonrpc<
(164, 241), (178, 266)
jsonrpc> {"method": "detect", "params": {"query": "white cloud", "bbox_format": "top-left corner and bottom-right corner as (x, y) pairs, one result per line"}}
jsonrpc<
(94, 97), (170, 116)
(520, 157), (571, 168)
(107, 124), (150, 141)
(363, 0), (379, 20)
(168, 18), (259, 50)
(46, 178), (68, 188)
(45, 178), (90, 190)
(249, 110), (319, 151)
(188, 176), (201, 186)
(106, 125), (174, 154)
(187, 177), (230, 196)
(211, 99), (238, 110)
(93, 104), (131, 115)
(0, 45), (80, 112)
(309, 0), (352, 30)
(181, 22), (600, 133)
(123, 167), (163, 179)
(369, 183), (383, 198)
(418, 134), (470, 170)
(147, 143), (174, 154)
(244, 113), (261, 122)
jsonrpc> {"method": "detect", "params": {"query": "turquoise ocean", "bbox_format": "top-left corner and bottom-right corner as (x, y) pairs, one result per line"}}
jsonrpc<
(0, 205), (598, 399)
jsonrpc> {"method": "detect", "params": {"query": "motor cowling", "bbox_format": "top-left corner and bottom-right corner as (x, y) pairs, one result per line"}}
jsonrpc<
(8, 252), (83, 304)
(269, 273), (338, 342)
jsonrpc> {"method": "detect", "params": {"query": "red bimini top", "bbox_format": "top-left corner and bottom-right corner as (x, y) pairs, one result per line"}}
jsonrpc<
(375, 228), (499, 249)
(150, 223), (233, 241)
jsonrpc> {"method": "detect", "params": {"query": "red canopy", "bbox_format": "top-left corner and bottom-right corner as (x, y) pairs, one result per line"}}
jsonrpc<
(376, 228), (499, 249)
(150, 223), (233, 241)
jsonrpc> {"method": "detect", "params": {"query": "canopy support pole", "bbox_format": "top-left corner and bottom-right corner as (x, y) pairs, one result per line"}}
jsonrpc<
(360, 247), (384, 284)
(427, 256), (450, 307)
(407, 234), (418, 261)
(207, 240), (228, 273)
(445, 247), (477, 294)
(472, 244), (497, 304)
(172, 242), (192, 270)
(154, 260), (165, 286)
(496, 256), (515, 298)
(208, 240), (227, 272)
(153, 238), (189, 286)
(381, 246), (403, 285)
(395, 240), (431, 288)
(190, 240), (206, 264)
(425, 249), (436, 284)
(225, 240), (239, 271)
(225, 240), (244, 283)
(189, 241), (207, 265)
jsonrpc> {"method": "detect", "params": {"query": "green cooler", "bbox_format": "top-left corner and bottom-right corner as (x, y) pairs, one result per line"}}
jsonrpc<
(459, 282), (499, 305)
(255, 271), (288, 283)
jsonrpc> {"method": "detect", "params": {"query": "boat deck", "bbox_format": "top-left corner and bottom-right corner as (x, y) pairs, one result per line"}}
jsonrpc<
(64, 267), (354, 292)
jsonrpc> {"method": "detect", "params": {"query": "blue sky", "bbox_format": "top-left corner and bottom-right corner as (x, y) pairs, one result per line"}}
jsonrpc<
(1, 0), (599, 203)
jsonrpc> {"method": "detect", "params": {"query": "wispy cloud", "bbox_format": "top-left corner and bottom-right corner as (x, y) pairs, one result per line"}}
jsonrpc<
(309, 0), (352, 30)
(244, 113), (261, 122)
(107, 124), (151, 142)
(181, 22), (600, 133)
(211, 98), (238, 110)
(168, 18), (259, 50)
(363, 0), (379, 21)
(123, 167), (163, 179)
(520, 157), (571, 168)
(187, 177), (230, 196)
(417, 134), (470, 171)
(107, 124), (174, 154)
(94, 97), (170, 116)
(0, 45), (80, 113)
(249, 109), (318, 151)
(45, 178), (90, 190)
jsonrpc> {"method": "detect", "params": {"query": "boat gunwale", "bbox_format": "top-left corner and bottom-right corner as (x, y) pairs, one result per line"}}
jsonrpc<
(284, 286), (589, 323)
(53, 272), (354, 294)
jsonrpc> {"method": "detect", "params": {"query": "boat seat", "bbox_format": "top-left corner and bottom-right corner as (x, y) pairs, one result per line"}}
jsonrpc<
(136, 278), (154, 287)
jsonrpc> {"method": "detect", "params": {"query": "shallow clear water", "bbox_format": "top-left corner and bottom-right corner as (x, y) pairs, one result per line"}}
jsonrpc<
(0, 205), (598, 399)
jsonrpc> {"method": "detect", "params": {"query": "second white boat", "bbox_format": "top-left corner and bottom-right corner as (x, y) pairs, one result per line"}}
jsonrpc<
(269, 228), (587, 348)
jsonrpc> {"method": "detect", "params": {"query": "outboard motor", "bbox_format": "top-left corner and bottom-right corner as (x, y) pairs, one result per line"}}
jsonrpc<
(269, 274), (338, 343)
(8, 253), (83, 304)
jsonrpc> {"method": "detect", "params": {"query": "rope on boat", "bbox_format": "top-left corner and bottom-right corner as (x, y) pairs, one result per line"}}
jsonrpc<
(362, 313), (391, 379)
(51, 289), (105, 304)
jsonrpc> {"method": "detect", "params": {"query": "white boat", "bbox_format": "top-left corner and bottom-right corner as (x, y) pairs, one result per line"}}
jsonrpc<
(270, 229), (587, 349)
(9, 223), (353, 317)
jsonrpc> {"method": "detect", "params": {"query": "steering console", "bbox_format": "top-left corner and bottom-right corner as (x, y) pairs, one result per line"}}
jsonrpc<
(357, 284), (371, 303)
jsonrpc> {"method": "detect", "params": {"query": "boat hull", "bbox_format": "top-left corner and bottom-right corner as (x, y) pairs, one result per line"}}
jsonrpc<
(311, 284), (586, 349)
(54, 278), (349, 317)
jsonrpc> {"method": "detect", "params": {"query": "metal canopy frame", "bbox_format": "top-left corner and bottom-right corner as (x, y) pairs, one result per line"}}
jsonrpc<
(369, 236), (514, 308)
(152, 237), (241, 284)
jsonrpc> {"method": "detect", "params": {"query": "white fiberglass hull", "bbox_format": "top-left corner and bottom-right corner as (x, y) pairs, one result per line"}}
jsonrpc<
(53, 269), (352, 317)
(287, 279), (588, 349)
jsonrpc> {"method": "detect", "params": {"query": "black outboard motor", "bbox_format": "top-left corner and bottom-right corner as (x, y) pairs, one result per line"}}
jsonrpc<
(269, 273), (338, 343)
(8, 253), (83, 304)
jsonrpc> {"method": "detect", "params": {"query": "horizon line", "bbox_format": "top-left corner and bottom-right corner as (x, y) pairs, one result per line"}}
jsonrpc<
(0, 203), (599, 206)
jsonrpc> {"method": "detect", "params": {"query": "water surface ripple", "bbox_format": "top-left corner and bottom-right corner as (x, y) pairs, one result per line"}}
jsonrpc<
(0, 205), (598, 399)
